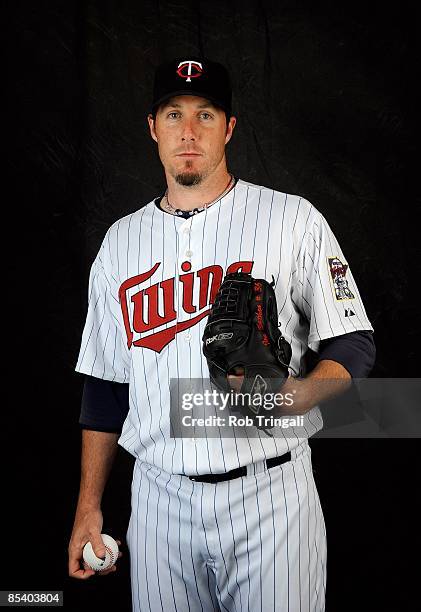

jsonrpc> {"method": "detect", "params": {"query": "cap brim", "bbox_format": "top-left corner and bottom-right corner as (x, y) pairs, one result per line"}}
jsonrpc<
(152, 90), (230, 114)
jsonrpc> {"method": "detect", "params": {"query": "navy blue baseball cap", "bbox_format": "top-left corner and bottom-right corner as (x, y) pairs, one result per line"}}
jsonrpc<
(151, 57), (232, 117)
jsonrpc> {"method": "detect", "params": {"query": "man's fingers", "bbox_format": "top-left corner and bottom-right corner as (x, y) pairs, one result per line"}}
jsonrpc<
(68, 533), (121, 580)
(69, 557), (96, 580)
(90, 534), (106, 560)
(72, 567), (96, 580)
(86, 559), (117, 576)
(229, 366), (245, 375)
(98, 565), (117, 576)
(81, 555), (120, 577)
(227, 372), (244, 392)
(68, 557), (80, 577)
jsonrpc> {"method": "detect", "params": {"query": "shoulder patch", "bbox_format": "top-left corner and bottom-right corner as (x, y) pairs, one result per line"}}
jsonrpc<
(327, 256), (355, 301)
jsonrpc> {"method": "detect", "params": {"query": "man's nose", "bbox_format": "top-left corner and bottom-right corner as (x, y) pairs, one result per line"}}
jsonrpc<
(181, 119), (196, 141)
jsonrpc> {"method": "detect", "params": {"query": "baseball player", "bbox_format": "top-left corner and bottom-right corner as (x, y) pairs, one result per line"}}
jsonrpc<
(68, 57), (375, 611)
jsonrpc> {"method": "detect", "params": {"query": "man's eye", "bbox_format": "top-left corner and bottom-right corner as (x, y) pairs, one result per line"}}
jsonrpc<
(167, 112), (180, 119)
(200, 112), (212, 119)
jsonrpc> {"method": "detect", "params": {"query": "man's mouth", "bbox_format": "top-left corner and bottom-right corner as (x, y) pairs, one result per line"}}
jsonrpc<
(177, 152), (202, 157)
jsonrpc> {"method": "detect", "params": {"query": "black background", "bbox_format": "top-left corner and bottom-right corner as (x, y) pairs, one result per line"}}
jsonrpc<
(6, 1), (419, 610)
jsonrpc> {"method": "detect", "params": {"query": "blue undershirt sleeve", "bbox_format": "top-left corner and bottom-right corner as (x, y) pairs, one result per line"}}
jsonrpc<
(316, 330), (376, 378)
(79, 375), (130, 433)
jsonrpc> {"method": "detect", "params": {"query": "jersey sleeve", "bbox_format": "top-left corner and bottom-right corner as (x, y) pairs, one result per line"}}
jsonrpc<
(75, 235), (131, 383)
(292, 204), (374, 352)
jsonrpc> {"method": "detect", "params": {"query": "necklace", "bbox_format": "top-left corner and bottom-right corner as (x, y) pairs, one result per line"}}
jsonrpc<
(161, 174), (235, 217)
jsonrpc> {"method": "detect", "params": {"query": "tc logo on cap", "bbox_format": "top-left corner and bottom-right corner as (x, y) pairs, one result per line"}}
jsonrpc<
(176, 61), (203, 82)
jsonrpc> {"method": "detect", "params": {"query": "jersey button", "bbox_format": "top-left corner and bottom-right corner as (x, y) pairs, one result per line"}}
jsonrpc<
(185, 249), (193, 258)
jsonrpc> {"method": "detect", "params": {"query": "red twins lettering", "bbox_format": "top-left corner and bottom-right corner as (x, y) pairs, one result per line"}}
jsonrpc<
(119, 260), (253, 352)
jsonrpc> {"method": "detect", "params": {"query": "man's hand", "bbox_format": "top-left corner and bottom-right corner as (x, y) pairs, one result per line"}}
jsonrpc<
(227, 366), (245, 393)
(227, 359), (351, 416)
(288, 359), (351, 414)
(227, 367), (307, 414)
(69, 429), (121, 579)
(68, 506), (122, 579)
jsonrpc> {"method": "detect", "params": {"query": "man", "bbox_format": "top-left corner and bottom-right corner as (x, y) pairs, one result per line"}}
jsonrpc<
(69, 57), (375, 611)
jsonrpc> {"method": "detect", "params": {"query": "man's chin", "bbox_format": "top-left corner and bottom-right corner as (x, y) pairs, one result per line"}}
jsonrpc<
(175, 172), (203, 187)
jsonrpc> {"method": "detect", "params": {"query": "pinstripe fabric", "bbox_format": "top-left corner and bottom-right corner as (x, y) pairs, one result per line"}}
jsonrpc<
(73, 178), (374, 610)
(126, 440), (326, 611)
(75, 179), (373, 474)
(75, 178), (373, 475)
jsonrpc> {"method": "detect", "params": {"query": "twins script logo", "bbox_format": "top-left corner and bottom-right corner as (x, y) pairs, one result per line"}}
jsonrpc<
(119, 260), (253, 353)
(176, 60), (203, 82)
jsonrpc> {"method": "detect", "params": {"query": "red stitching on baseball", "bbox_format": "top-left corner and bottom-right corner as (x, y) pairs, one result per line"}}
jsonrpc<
(105, 544), (117, 564)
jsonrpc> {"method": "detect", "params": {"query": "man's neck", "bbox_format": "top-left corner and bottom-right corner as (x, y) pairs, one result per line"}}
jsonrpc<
(164, 168), (233, 212)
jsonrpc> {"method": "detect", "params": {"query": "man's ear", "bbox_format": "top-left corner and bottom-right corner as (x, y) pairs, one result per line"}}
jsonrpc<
(147, 114), (158, 143)
(225, 116), (237, 144)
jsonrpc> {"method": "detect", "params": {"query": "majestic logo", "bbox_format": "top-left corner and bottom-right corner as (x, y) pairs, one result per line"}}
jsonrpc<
(328, 256), (355, 301)
(119, 260), (253, 353)
(176, 60), (203, 82)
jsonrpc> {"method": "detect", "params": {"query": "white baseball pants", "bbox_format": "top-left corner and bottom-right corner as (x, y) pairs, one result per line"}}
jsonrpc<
(126, 440), (327, 611)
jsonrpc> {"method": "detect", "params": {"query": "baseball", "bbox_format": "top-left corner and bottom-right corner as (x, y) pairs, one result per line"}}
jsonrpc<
(82, 533), (119, 572)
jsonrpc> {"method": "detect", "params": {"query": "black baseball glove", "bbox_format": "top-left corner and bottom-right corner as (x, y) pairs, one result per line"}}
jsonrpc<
(202, 271), (292, 429)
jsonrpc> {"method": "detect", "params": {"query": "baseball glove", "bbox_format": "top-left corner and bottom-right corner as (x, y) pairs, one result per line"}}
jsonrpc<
(202, 271), (292, 428)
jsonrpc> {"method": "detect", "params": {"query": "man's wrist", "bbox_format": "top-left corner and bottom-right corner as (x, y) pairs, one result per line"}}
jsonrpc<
(76, 491), (102, 513)
(278, 377), (311, 415)
(275, 362), (352, 417)
(76, 501), (102, 515)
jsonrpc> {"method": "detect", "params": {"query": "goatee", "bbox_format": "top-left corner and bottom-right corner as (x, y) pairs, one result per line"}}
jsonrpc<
(175, 172), (203, 187)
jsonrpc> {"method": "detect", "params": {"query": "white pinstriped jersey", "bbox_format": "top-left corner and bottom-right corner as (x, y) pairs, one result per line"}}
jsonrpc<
(75, 178), (373, 475)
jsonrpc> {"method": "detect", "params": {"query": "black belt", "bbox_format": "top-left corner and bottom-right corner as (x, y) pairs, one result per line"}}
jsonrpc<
(188, 452), (291, 483)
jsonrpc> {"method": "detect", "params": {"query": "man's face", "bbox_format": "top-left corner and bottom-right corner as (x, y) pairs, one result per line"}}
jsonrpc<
(148, 95), (236, 186)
